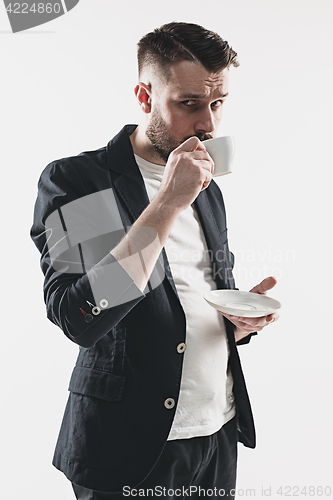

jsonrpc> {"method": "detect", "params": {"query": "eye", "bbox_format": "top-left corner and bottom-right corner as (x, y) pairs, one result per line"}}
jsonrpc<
(211, 99), (223, 108)
(182, 100), (197, 107)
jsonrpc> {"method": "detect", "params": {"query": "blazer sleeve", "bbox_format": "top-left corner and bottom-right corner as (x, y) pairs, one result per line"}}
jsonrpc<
(236, 332), (257, 345)
(233, 287), (258, 346)
(30, 158), (145, 348)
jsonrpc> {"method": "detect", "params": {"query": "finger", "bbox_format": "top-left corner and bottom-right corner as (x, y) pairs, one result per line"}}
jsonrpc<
(197, 159), (214, 176)
(241, 317), (268, 329)
(219, 313), (259, 330)
(219, 312), (233, 319)
(265, 311), (280, 324)
(249, 276), (278, 295)
(200, 170), (213, 191)
(218, 312), (240, 325)
(220, 312), (256, 323)
(220, 311), (279, 335)
(241, 311), (279, 332)
(176, 136), (204, 153)
(188, 151), (214, 168)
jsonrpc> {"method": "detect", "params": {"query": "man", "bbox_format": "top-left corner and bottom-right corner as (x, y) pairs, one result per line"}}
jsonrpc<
(31, 22), (279, 499)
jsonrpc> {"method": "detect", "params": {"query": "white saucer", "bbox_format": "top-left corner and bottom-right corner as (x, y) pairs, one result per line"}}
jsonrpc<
(204, 290), (281, 317)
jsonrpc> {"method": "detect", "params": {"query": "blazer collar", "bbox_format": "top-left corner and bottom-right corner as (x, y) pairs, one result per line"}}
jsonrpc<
(106, 124), (150, 222)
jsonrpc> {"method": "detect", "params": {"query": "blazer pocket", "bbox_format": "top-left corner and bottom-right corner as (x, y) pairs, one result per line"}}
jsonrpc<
(68, 365), (126, 402)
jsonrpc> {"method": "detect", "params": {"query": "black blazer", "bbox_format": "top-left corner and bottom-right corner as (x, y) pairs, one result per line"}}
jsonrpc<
(31, 125), (255, 493)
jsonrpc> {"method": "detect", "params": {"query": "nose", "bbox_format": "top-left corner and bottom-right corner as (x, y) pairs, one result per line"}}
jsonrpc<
(194, 107), (215, 136)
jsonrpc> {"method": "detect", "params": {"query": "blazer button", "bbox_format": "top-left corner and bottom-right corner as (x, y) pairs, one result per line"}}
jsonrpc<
(84, 314), (93, 324)
(100, 299), (109, 308)
(92, 306), (101, 315)
(177, 343), (186, 353)
(164, 398), (175, 409)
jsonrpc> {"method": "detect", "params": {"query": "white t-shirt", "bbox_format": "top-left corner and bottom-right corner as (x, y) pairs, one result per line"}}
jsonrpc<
(135, 155), (236, 440)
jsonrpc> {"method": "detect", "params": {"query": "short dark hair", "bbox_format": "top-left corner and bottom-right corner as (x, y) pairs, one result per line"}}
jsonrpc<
(137, 21), (239, 78)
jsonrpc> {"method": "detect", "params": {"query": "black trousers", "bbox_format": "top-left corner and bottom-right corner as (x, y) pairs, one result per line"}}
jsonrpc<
(72, 415), (238, 500)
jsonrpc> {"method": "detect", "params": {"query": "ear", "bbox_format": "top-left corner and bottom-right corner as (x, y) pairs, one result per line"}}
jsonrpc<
(134, 82), (152, 114)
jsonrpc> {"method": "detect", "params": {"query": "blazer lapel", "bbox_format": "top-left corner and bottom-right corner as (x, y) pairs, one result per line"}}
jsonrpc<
(106, 125), (150, 223)
(193, 187), (232, 290)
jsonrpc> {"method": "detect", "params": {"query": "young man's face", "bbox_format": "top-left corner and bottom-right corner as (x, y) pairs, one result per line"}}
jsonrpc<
(146, 60), (230, 163)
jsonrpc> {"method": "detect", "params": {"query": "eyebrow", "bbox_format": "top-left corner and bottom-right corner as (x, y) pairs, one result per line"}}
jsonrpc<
(179, 92), (229, 100)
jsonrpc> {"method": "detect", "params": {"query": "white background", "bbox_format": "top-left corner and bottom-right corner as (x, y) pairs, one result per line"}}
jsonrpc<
(1, 0), (332, 498)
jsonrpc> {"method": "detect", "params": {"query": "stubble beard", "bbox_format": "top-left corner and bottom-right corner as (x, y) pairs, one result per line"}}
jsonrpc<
(146, 108), (213, 164)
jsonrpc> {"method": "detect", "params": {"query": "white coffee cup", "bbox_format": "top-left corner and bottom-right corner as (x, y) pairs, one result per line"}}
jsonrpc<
(202, 136), (235, 177)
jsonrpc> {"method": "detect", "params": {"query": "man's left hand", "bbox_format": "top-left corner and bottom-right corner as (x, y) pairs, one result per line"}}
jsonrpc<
(220, 276), (280, 342)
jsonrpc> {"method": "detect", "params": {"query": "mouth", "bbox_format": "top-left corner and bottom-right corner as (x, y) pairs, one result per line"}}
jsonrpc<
(183, 133), (213, 143)
(199, 133), (214, 141)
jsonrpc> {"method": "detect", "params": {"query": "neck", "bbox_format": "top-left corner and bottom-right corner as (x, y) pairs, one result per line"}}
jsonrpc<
(130, 124), (166, 166)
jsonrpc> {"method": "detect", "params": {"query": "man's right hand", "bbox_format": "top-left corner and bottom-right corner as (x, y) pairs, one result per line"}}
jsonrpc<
(156, 137), (214, 212)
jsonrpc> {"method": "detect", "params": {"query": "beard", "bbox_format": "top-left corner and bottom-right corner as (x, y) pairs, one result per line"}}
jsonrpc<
(146, 108), (213, 163)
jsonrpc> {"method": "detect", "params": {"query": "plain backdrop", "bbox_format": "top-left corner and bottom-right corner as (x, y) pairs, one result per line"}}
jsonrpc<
(1, 1), (332, 498)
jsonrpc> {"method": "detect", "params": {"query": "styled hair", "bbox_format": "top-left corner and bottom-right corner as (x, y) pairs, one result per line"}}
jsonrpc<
(137, 21), (239, 78)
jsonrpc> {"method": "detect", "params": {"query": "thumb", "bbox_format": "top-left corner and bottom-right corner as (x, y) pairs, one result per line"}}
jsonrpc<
(250, 276), (277, 295)
(176, 136), (205, 153)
